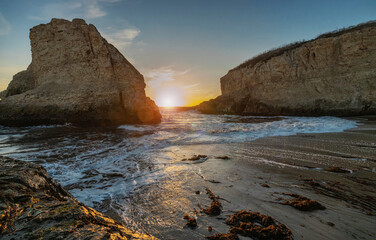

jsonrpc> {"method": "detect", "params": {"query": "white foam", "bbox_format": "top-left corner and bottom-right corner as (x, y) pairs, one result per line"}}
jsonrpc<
(0, 109), (359, 209)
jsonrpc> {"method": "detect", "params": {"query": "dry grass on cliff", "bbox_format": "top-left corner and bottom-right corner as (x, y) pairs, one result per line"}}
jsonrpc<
(232, 20), (376, 72)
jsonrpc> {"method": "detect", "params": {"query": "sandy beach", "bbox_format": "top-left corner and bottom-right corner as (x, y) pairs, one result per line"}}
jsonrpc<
(1, 113), (374, 239)
(115, 116), (376, 239)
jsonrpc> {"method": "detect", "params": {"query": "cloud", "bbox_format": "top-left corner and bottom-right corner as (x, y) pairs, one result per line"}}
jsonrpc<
(182, 83), (200, 89)
(0, 13), (11, 35)
(99, 0), (121, 2)
(28, 0), (119, 20)
(85, 1), (106, 18)
(145, 67), (190, 88)
(103, 27), (140, 51)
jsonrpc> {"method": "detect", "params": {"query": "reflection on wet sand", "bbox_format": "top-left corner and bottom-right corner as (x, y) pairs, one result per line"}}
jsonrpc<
(0, 111), (374, 239)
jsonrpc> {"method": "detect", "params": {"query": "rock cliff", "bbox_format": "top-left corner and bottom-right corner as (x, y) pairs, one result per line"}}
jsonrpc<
(198, 21), (376, 116)
(0, 156), (157, 239)
(0, 18), (161, 126)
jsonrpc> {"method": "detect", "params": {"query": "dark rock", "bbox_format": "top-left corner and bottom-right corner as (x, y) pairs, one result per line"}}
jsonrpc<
(0, 156), (155, 239)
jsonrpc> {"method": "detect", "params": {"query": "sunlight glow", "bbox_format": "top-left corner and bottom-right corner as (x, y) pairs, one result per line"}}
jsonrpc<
(161, 96), (175, 107)
(153, 87), (186, 107)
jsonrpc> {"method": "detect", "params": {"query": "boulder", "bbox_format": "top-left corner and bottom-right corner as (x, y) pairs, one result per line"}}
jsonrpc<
(0, 156), (157, 239)
(198, 21), (376, 116)
(0, 18), (161, 126)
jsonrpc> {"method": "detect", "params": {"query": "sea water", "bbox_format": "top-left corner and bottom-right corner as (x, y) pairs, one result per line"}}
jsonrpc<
(0, 108), (358, 235)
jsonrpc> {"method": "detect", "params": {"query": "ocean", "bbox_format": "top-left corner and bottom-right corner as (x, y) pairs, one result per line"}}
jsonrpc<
(0, 108), (359, 238)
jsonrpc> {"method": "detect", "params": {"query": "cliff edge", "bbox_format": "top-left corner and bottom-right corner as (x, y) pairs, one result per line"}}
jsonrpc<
(0, 18), (161, 126)
(0, 156), (157, 239)
(198, 21), (376, 116)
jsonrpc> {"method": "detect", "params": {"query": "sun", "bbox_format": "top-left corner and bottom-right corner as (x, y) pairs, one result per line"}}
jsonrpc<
(153, 88), (185, 107)
(161, 97), (175, 107)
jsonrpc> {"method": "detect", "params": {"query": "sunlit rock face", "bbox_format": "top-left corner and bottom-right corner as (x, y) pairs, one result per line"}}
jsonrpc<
(198, 21), (376, 116)
(0, 18), (161, 126)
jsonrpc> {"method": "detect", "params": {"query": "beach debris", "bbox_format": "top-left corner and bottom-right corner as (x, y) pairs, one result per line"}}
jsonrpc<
(261, 183), (270, 188)
(183, 214), (197, 229)
(202, 188), (223, 216)
(346, 176), (374, 186)
(279, 193), (326, 211)
(207, 179), (221, 184)
(216, 156), (230, 160)
(206, 233), (239, 240)
(206, 188), (218, 200)
(303, 179), (321, 187)
(208, 226), (213, 232)
(195, 190), (201, 194)
(327, 222), (335, 227)
(204, 200), (222, 216)
(326, 166), (351, 173)
(225, 210), (293, 240)
(302, 178), (376, 215)
(182, 155), (208, 161)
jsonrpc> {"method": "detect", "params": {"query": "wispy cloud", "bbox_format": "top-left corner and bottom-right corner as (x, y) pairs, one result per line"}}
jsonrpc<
(0, 12), (11, 36)
(182, 83), (200, 89)
(99, 0), (121, 2)
(145, 67), (190, 88)
(28, 0), (120, 21)
(103, 27), (141, 50)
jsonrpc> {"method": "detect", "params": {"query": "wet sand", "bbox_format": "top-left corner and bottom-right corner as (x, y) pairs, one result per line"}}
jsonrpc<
(116, 116), (376, 239)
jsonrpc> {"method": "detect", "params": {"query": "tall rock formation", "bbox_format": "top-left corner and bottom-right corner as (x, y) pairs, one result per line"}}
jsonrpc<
(0, 18), (161, 126)
(198, 21), (376, 116)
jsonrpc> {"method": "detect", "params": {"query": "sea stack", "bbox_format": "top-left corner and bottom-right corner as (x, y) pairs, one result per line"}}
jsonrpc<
(0, 18), (161, 126)
(198, 21), (376, 116)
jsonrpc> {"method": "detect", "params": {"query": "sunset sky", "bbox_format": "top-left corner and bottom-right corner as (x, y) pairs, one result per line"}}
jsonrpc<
(0, 0), (375, 106)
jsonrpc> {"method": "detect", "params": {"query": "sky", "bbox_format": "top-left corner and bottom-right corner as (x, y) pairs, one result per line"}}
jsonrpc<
(0, 0), (375, 106)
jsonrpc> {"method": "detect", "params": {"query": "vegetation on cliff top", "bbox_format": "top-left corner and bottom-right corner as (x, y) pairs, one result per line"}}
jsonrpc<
(231, 20), (376, 72)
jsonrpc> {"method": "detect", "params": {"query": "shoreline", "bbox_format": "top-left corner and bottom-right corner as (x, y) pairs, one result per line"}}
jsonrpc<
(112, 115), (375, 239)
(0, 115), (375, 239)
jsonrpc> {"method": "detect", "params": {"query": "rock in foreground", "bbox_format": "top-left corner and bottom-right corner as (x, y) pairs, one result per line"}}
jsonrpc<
(0, 18), (161, 126)
(0, 156), (157, 239)
(198, 21), (376, 116)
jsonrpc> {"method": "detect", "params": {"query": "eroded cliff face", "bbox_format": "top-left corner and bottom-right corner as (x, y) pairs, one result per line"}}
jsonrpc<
(198, 22), (376, 116)
(0, 157), (157, 239)
(0, 18), (161, 126)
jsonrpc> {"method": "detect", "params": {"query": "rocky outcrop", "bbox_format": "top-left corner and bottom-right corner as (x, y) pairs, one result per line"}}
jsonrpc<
(198, 21), (376, 116)
(0, 156), (157, 239)
(0, 18), (161, 126)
